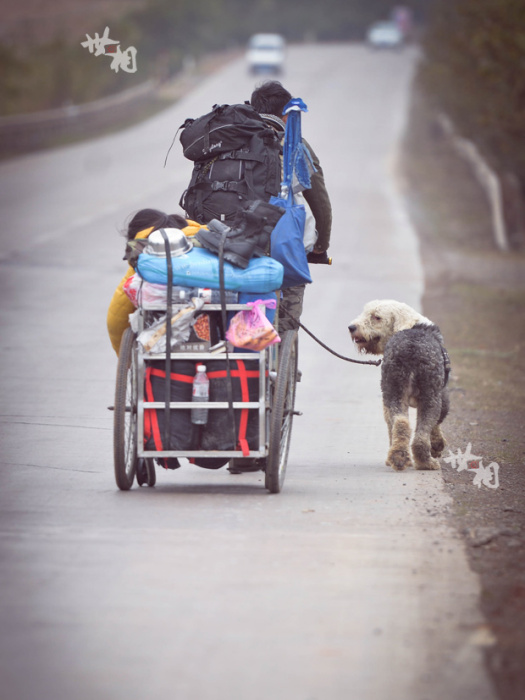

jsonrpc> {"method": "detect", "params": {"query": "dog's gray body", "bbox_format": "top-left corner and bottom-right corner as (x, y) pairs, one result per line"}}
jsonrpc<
(381, 323), (450, 470)
(349, 300), (450, 471)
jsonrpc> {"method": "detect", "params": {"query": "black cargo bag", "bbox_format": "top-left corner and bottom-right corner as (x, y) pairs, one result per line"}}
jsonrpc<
(179, 103), (282, 225)
(144, 360), (198, 453)
(144, 358), (262, 458)
(201, 359), (261, 455)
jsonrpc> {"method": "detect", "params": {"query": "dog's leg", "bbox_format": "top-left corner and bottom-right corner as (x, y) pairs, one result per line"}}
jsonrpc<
(412, 399), (441, 470)
(383, 404), (394, 465)
(430, 388), (449, 457)
(382, 374), (412, 470)
(387, 414), (413, 471)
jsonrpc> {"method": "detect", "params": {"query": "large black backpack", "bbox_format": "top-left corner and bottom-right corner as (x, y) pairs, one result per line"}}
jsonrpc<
(179, 103), (282, 225)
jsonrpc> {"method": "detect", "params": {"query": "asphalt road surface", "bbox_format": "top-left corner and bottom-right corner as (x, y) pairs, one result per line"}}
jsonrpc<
(0, 45), (496, 700)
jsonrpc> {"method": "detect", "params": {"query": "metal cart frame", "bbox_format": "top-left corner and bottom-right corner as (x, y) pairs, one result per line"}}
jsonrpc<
(113, 302), (298, 494)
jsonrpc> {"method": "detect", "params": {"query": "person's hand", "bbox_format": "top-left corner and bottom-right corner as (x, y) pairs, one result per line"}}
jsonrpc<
(307, 249), (332, 265)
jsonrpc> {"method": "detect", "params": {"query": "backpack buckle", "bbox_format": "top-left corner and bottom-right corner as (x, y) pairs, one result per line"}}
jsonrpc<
(211, 181), (241, 192)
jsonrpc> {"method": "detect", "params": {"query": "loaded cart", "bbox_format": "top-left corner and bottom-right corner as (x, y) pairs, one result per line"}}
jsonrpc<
(113, 292), (299, 494)
(111, 91), (311, 494)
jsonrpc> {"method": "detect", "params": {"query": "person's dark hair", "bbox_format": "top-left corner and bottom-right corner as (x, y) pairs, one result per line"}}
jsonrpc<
(124, 208), (187, 240)
(250, 80), (292, 118)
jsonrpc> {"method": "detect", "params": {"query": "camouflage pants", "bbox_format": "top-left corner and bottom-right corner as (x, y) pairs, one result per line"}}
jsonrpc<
(278, 285), (305, 332)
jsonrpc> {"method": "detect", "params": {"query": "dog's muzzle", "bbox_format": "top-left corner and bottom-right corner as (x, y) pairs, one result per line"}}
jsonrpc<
(348, 324), (366, 345)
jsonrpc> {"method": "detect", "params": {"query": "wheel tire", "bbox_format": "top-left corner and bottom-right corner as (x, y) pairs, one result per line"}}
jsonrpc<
(114, 328), (138, 490)
(265, 330), (298, 493)
(136, 459), (156, 487)
(145, 458), (156, 487)
(136, 458), (148, 486)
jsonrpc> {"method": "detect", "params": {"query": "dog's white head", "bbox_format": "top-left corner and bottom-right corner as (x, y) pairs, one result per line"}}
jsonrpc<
(348, 299), (432, 355)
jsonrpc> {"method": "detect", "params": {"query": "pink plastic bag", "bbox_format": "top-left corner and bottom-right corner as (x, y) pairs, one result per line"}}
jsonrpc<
(226, 299), (281, 351)
(123, 273), (173, 309)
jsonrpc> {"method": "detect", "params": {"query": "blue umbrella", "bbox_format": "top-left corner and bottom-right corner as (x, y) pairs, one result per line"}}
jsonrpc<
(282, 97), (316, 191)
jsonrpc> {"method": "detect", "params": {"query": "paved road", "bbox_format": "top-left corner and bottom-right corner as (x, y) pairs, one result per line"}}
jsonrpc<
(0, 45), (496, 700)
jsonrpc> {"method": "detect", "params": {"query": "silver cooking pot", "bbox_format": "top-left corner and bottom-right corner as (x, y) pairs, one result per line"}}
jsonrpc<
(144, 228), (193, 257)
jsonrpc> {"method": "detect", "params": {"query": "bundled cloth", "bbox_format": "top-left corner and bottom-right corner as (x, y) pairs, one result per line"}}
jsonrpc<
(123, 274), (240, 309)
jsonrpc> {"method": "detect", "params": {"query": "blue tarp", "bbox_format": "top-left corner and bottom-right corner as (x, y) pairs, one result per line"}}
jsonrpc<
(281, 97), (316, 192)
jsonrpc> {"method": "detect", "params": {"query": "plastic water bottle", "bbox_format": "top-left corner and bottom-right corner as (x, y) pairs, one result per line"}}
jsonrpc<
(172, 286), (238, 304)
(191, 365), (209, 425)
(206, 288), (239, 304)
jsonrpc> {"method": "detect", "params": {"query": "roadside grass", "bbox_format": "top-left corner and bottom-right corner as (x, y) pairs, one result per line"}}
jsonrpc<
(0, 50), (239, 160)
(445, 283), (525, 466)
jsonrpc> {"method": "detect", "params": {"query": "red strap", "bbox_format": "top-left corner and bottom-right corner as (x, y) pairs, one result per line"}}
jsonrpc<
(235, 360), (250, 456)
(207, 369), (260, 379)
(148, 368), (194, 383)
(144, 369), (152, 442)
(144, 367), (164, 454)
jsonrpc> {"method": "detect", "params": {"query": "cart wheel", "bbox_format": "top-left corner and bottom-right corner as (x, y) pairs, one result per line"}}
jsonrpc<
(136, 458), (156, 487)
(114, 328), (138, 490)
(145, 458), (156, 487)
(265, 330), (298, 493)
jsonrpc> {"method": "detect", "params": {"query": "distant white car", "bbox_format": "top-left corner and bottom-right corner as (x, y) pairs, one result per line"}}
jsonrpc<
(246, 33), (285, 75)
(367, 21), (404, 49)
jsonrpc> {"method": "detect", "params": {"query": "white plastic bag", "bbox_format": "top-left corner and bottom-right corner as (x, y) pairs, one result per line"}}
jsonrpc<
(294, 191), (317, 252)
(137, 297), (205, 353)
(123, 273), (178, 309)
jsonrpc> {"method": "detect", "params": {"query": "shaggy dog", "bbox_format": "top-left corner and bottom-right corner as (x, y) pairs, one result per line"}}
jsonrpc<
(348, 300), (450, 471)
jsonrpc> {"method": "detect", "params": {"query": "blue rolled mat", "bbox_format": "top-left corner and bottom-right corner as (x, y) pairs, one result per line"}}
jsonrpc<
(137, 247), (284, 294)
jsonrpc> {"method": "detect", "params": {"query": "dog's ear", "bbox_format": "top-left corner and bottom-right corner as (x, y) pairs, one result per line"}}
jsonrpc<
(391, 303), (426, 333)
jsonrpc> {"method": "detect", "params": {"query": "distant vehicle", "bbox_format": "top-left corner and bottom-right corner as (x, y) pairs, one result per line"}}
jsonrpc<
(366, 21), (404, 49)
(246, 33), (285, 75)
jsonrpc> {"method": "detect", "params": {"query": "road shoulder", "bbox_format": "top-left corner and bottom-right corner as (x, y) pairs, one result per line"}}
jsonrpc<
(401, 84), (525, 700)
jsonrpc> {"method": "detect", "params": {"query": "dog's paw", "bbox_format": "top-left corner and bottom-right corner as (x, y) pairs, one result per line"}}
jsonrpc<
(414, 458), (441, 471)
(412, 438), (440, 469)
(430, 439), (446, 458)
(430, 428), (446, 458)
(387, 449), (413, 471)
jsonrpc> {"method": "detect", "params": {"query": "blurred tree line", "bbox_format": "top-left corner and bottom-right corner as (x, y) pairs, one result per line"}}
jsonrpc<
(419, 0), (525, 195)
(0, 0), (427, 116)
